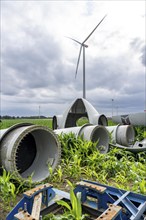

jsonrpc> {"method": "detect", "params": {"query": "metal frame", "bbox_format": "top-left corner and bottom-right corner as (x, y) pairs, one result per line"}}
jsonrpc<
(75, 180), (146, 220)
(7, 180), (146, 220)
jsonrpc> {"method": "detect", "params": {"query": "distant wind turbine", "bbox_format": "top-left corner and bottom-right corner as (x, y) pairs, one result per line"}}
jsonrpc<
(67, 15), (107, 99)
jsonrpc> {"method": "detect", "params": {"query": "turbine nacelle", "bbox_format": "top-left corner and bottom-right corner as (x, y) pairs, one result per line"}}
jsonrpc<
(82, 43), (88, 48)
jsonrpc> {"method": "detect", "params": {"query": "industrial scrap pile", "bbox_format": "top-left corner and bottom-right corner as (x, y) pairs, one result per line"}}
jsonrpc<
(0, 98), (145, 184)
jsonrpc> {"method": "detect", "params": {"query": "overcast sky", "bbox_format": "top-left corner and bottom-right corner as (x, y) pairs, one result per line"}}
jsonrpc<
(1, 1), (146, 117)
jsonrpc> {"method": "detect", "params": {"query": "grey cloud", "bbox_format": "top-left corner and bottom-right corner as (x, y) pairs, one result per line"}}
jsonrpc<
(85, 56), (127, 91)
(2, 29), (66, 92)
(1, 1), (145, 116)
(130, 38), (143, 50)
(67, 50), (145, 114)
(130, 38), (146, 66)
(91, 91), (145, 115)
(140, 45), (146, 66)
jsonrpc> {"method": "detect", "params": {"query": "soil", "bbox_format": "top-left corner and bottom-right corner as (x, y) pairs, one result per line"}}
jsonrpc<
(0, 194), (22, 220)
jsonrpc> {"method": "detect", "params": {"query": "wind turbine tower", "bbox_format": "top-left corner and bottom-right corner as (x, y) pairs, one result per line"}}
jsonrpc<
(68, 15), (107, 99)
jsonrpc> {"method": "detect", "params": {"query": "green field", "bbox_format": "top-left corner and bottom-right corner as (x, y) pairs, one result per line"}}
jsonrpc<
(0, 118), (52, 130)
(0, 118), (145, 140)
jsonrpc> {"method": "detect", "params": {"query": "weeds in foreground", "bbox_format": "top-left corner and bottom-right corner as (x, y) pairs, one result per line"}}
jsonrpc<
(134, 126), (145, 141)
(43, 180), (86, 220)
(48, 133), (146, 195)
(0, 168), (34, 212)
(0, 169), (16, 211)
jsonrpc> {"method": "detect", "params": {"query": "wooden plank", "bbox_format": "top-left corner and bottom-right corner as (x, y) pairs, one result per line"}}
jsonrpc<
(76, 181), (106, 193)
(96, 204), (122, 220)
(24, 183), (52, 197)
(31, 193), (42, 220)
(14, 210), (34, 220)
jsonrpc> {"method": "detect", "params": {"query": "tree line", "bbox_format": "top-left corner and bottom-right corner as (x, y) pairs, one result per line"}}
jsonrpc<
(0, 115), (48, 119)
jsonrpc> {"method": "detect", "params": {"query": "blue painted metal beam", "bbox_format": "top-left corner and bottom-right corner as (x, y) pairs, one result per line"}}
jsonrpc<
(6, 180), (146, 220)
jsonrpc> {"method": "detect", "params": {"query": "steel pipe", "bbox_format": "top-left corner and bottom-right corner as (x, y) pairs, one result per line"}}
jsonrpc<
(106, 124), (135, 147)
(55, 124), (109, 153)
(112, 112), (146, 126)
(110, 138), (146, 153)
(0, 123), (61, 183)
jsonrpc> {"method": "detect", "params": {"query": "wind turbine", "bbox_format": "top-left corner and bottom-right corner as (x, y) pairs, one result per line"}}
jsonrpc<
(68, 15), (107, 99)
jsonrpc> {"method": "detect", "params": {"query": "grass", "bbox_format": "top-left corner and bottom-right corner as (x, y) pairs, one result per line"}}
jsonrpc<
(53, 133), (146, 194)
(0, 118), (52, 129)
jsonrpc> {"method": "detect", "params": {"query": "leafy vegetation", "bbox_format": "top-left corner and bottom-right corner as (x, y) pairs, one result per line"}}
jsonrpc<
(134, 126), (146, 141)
(76, 117), (89, 126)
(49, 133), (146, 195)
(0, 168), (34, 213)
(0, 169), (16, 212)
(0, 119), (145, 219)
(44, 180), (86, 220)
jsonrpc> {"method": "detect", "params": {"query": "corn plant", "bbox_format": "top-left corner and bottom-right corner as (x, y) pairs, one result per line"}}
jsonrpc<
(43, 180), (86, 220)
(0, 169), (16, 211)
(58, 133), (146, 193)
(57, 180), (86, 220)
(0, 168), (34, 213)
(134, 126), (145, 141)
(139, 179), (146, 194)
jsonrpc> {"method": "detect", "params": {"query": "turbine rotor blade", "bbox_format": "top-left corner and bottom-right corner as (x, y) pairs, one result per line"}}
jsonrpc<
(65, 36), (82, 45)
(83, 14), (107, 44)
(75, 45), (82, 78)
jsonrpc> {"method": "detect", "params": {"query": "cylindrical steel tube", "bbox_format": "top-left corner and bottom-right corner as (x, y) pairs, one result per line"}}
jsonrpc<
(55, 124), (109, 153)
(0, 123), (61, 183)
(112, 112), (146, 126)
(106, 124), (135, 147)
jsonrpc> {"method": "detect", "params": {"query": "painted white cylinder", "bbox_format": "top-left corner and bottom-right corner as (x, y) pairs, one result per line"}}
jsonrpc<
(0, 123), (61, 183)
(112, 112), (146, 126)
(54, 124), (89, 137)
(55, 124), (109, 153)
(106, 124), (135, 147)
(79, 125), (109, 153)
